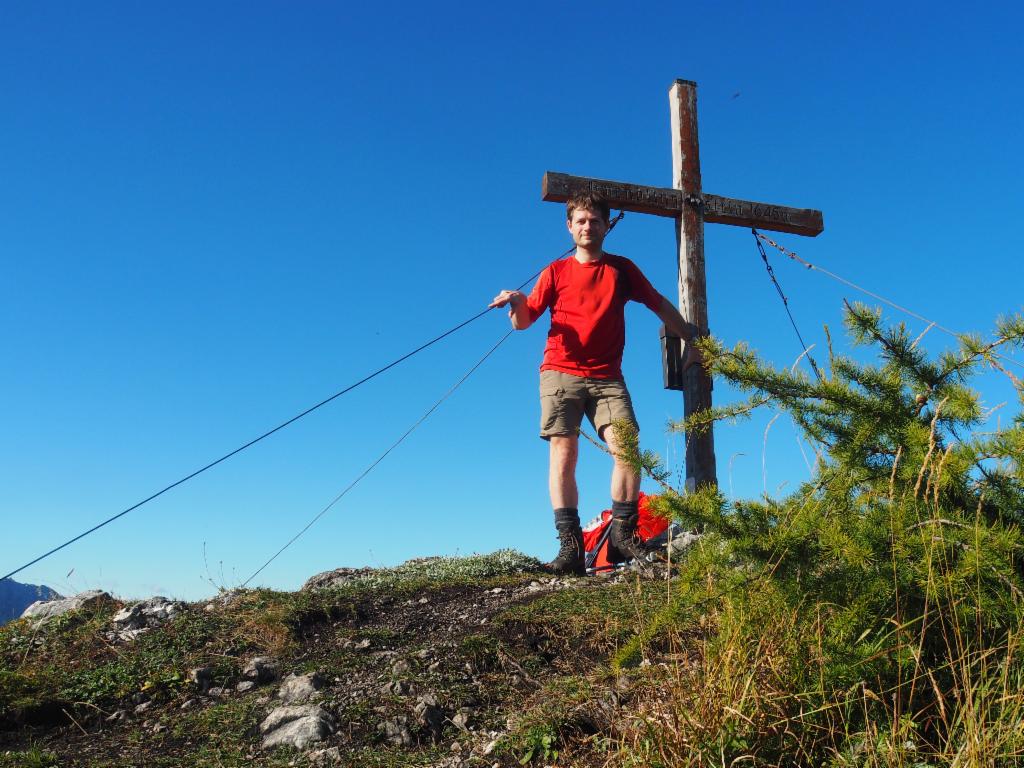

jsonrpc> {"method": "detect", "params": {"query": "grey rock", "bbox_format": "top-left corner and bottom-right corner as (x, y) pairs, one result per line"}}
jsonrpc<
(307, 746), (343, 766)
(391, 659), (411, 676)
(209, 589), (244, 607)
(180, 699), (197, 710)
(425, 757), (463, 768)
(109, 628), (147, 643)
(108, 596), (185, 640)
(382, 680), (410, 696)
(259, 704), (334, 750)
(106, 709), (127, 722)
(188, 666), (213, 693)
(301, 567), (375, 591)
(573, 693), (621, 736)
(207, 687), (227, 697)
(112, 596), (182, 629)
(668, 528), (702, 555)
(20, 590), (111, 623)
(236, 681), (256, 693)
(380, 716), (414, 747)
(452, 707), (473, 731)
(133, 701), (152, 715)
(277, 672), (324, 704)
(415, 694), (445, 741)
(241, 656), (280, 684)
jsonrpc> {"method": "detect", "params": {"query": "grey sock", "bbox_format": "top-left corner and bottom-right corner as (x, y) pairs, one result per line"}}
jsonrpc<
(553, 507), (580, 532)
(611, 500), (638, 522)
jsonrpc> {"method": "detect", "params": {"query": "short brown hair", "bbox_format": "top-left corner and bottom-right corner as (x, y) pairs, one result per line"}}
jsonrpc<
(566, 190), (610, 223)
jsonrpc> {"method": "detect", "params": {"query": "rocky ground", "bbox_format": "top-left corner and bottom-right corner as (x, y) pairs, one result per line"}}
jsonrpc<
(0, 551), (687, 767)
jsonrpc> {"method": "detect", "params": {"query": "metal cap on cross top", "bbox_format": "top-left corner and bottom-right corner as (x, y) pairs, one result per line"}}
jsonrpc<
(540, 78), (825, 491)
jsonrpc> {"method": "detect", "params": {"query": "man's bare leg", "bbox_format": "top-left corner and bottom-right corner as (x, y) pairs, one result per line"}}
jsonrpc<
(549, 434), (579, 509)
(601, 425), (640, 503)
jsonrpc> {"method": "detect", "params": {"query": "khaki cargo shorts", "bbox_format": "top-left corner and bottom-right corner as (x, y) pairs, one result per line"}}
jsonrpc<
(538, 370), (638, 440)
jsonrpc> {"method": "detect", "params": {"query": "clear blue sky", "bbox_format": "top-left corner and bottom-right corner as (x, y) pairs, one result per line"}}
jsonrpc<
(3, 2), (1022, 600)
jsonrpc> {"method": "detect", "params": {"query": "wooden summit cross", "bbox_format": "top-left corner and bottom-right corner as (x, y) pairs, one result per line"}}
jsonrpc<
(541, 78), (824, 491)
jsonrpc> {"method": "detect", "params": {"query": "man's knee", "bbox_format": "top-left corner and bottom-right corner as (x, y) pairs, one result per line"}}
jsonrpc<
(549, 435), (579, 469)
(601, 423), (638, 453)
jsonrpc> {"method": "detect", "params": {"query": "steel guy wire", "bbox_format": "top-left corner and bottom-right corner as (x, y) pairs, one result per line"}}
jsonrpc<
(752, 229), (824, 382)
(241, 329), (515, 587)
(0, 294), (507, 584)
(1, 315), (494, 583)
(2, 211), (626, 583)
(753, 230), (1024, 373)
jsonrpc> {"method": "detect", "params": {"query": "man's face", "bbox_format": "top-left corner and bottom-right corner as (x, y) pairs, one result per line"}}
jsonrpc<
(567, 207), (609, 250)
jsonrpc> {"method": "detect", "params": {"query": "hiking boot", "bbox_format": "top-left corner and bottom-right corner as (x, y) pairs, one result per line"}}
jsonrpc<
(543, 526), (585, 576)
(609, 501), (654, 573)
(609, 519), (650, 564)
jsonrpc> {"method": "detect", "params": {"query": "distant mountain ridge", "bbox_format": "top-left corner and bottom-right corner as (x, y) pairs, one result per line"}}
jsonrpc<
(0, 578), (61, 624)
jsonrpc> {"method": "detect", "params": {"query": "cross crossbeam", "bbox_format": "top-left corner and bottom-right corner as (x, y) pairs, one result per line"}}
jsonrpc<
(542, 171), (824, 237)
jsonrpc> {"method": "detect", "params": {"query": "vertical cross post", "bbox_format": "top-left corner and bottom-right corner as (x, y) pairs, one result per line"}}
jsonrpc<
(670, 79), (717, 490)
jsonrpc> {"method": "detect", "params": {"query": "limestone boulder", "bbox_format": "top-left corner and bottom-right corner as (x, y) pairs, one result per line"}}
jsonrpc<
(259, 704), (335, 750)
(20, 590), (112, 623)
(109, 596), (184, 641)
(242, 656), (280, 685)
(301, 567), (375, 591)
(277, 672), (325, 704)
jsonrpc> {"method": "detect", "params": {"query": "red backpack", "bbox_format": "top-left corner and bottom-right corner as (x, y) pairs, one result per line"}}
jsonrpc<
(582, 492), (669, 571)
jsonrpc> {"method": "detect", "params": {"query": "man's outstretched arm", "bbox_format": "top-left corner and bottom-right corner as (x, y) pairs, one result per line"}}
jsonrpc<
(489, 290), (533, 330)
(654, 295), (704, 370)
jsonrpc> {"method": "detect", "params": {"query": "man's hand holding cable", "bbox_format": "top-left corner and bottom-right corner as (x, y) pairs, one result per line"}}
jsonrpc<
(489, 289), (533, 330)
(488, 289), (523, 309)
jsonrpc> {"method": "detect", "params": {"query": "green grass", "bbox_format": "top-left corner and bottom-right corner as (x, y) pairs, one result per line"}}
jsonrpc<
(0, 748), (60, 768)
(499, 576), (672, 653)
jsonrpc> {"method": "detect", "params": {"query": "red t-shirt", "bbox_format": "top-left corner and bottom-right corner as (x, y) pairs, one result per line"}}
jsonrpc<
(525, 253), (662, 380)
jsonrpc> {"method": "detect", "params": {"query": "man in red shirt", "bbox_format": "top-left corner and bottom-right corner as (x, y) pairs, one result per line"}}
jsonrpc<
(491, 191), (698, 575)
